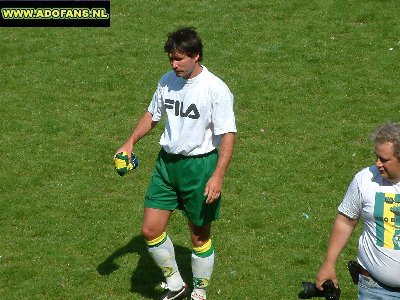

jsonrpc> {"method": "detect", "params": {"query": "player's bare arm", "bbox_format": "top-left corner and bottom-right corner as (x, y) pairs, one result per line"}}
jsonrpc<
(316, 213), (358, 290)
(204, 132), (235, 204)
(116, 111), (158, 159)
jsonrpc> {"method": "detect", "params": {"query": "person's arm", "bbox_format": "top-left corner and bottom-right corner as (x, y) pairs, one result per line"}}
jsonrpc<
(115, 111), (158, 159)
(315, 212), (359, 289)
(204, 132), (235, 204)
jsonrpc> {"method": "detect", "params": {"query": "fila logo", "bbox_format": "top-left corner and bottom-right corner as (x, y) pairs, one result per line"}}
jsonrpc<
(165, 99), (200, 119)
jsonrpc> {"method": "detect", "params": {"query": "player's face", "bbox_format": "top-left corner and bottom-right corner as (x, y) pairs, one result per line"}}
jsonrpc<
(375, 142), (400, 182)
(168, 51), (201, 79)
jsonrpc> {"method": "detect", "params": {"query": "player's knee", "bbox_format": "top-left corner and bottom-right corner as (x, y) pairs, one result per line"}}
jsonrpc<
(189, 222), (211, 245)
(141, 225), (163, 241)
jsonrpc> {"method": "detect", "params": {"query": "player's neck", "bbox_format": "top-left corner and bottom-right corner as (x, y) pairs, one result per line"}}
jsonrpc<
(186, 64), (203, 79)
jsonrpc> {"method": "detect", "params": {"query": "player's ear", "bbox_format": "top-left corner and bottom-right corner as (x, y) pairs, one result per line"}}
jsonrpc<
(193, 53), (200, 63)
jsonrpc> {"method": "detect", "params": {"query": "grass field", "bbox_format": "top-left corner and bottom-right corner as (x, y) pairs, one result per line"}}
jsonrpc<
(1, 0), (400, 299)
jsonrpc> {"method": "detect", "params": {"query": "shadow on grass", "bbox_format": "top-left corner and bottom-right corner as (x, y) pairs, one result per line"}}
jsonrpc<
(97, 234), (192, 299)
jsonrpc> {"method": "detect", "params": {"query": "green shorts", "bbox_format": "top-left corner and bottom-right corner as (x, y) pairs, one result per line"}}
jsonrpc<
(145, 148), (221, 226)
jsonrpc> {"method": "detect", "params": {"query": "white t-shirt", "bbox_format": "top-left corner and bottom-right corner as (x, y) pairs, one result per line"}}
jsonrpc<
(339, 165), (400, 287)
(148, 66), (237, 156)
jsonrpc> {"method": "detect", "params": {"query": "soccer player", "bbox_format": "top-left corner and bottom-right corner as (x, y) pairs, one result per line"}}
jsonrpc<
(116, 27), (236, 300)
(315, 123), (400, 299)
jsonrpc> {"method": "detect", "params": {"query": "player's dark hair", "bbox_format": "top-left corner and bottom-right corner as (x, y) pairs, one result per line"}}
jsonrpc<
(372, 122), (400, 158)
(164, 27), (203, 62)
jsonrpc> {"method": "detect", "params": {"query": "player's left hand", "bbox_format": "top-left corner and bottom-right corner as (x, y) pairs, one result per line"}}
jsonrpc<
(204, 176), (222, 204)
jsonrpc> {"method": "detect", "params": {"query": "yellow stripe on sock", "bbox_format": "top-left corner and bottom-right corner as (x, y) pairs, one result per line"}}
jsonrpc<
(193, 239), (212, 254)
(146, 232), (167, 247)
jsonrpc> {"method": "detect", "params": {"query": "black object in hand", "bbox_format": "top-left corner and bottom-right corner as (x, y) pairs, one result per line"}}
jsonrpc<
(298, 280), (341, 300)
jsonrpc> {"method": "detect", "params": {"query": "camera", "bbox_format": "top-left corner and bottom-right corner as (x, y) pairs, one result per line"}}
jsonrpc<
(298, 280), (341, 300)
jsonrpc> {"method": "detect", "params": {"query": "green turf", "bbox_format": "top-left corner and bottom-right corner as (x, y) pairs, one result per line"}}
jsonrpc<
(1, 0), (399, 299)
